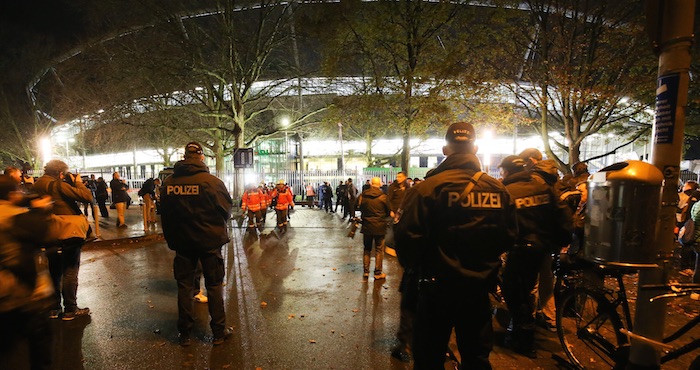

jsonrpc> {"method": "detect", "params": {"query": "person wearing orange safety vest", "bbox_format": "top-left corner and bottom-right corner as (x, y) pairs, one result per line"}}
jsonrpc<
(258, 184), (271, 225)
(270, 180), (294, 232)
(241, 184), (267, 232)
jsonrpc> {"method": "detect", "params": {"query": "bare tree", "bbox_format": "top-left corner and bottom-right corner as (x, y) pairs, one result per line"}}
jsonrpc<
(490, 0), (656, 172)
(322, 1), (484, 175)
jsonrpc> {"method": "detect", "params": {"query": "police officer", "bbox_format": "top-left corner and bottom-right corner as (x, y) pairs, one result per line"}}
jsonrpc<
(518, 148), (567, 331)
(159, 142), (233, 346)
(394, 122), (517, 369)
(498, 155), (572, 358)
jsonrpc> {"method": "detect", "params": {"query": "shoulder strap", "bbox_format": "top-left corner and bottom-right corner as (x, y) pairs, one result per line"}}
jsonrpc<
(460, 171), (485, 201)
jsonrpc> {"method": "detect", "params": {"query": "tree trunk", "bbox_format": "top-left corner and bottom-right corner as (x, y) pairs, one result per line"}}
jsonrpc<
(401, 128), (410, 177)
(365, 134), (373, 166)
(214, 136), (224, 177)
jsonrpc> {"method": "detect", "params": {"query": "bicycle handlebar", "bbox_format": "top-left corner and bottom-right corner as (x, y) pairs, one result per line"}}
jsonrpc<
(642, 283), (700, 302)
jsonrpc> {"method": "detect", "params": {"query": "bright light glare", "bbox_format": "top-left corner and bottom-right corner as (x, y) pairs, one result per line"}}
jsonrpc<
(244, 174), (259, 187)
(480, 130), (493, 168)
(281, 117), (290, 128)
(40, 137), (52, 165)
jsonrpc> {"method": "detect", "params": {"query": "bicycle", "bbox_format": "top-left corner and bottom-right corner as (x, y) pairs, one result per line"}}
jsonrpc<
(554, 257), (700, 370)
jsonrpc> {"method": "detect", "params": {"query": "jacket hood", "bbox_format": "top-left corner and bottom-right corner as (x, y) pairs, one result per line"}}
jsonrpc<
(173, 159), (210, 177)
(531, 159), (560, 184)
(362, 187), (384, 199)
(426, 153), (481, 178)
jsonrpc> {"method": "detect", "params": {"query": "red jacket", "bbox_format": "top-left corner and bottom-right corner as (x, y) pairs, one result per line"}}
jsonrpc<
(242, 189), (266, 212)
(272, 187), (294, 210)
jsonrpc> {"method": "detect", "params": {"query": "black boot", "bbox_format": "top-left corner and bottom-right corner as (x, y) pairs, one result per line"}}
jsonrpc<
(506, 328), (537, 359)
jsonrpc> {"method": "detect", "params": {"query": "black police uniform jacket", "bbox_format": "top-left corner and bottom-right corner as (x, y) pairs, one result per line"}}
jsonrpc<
(502, 170), (573, 251)
(387, 180), (409, 213)
(531, 159), (568, 196)
(160, 159), (233, 252)
(394, 153), (517, 282)
(357, 187), (391, 235)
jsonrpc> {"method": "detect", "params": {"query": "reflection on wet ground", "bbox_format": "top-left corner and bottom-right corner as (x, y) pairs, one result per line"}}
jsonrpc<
(4, 208), (698, 369)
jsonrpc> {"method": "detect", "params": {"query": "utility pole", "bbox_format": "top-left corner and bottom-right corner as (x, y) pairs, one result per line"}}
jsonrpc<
(338, 122), (345, 177)
(630, 2), (696, 369)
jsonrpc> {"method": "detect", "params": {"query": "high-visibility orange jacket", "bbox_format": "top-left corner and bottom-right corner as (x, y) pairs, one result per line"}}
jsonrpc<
(242, 189), (266, 212)
(272, 187), (294, 210)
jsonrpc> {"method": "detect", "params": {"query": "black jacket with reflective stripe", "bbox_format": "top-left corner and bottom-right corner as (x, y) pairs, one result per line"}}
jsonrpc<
(502, 170), (573, 251)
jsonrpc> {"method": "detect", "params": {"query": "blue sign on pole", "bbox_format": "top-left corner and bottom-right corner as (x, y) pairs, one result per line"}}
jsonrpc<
(233, 148), (254, 168)
(654, 73), (680, 145)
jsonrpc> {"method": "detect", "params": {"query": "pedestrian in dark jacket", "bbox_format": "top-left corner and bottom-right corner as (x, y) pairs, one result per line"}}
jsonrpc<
(334, 181), (346, 214)
(139, 178), (157, 224)
(498, 155), (572, 358)
(344, 178), (358, 220)
(321, 182), (334, 212)
(387, 171), (409, 218)
(94, 177), (109, 218)
(159, 142), (233, 347)
(357, 177), (390, 280)
(386, 170), (413, 361)
(109, 172), (129, 227)
(394, 122), (517, 369)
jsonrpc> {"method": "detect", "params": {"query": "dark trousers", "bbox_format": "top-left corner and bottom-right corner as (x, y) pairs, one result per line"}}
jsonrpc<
(247, 209), (263, 230)
(193, 261), (203, 292)
(174, 248), (226, 337)
(47, 243), (82, 312)
(345, 199), (356, 219)
(501, 246), (546, 332)
(680, 243), (697, 270)
(0, 310), (53, 370)
(97, 199), (109, 217)
(413, 279), (494, 370)
(396, 270), (418, 349)
(362, 234), (385, 274)
(275, 209), (289, 228)
(334, 196), (344, 213)
(323, 197), (333, 212)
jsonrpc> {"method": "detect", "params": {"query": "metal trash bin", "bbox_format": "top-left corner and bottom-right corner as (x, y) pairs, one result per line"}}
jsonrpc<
(584, 160), (663, 267)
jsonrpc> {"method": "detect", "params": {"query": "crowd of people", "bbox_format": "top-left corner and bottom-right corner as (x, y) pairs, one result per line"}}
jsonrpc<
(1, 159), (95, 370)
(234, 122), (590, 368)
(388, 122), (585, 368)
(15, 122), (699, 369)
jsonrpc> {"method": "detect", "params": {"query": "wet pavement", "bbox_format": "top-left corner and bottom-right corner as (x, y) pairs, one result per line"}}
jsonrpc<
(4, 205), (700, 369)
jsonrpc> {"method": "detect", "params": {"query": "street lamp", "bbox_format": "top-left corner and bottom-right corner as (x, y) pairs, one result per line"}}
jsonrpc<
(40, 137), (51, 165)
(338, 122), (345, 176)
(480, 129), (493, 174)
(280, 117), (291, 171)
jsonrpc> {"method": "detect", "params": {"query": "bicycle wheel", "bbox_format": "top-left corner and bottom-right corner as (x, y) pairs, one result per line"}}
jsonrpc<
(556, 287), (629, 369)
